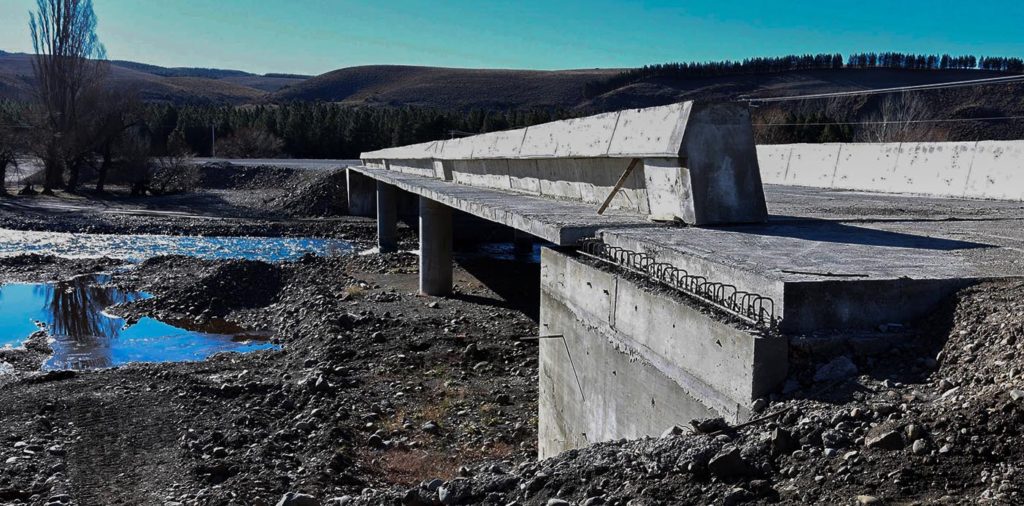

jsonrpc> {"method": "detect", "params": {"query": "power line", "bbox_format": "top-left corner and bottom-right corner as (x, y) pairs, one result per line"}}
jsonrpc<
(753, 115), (1024, 127)
(743, 74), (1024, 103)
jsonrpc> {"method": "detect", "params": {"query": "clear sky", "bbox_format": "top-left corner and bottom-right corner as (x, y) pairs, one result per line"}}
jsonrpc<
(1, 0), (1022, 76)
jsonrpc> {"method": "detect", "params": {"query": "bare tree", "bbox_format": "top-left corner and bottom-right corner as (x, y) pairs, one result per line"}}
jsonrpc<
(89, 88), (143, 193)
(857, 92), (944, 143)
(215, 127), (286, 158)
(29, 0), (108, 193)
(0, 104), (27, 195)
(751, 107), (792, 145)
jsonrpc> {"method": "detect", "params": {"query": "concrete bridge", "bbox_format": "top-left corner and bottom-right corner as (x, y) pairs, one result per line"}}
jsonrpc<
(350, 101), (1024, 458)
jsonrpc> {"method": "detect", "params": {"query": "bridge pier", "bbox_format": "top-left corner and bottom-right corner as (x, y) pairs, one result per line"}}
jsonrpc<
(418, 197), (452, 296)
(376, 182), (398, 253)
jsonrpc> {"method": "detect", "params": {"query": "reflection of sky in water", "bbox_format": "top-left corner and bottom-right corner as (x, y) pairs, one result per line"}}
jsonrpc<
(0, 228), (352, 262)
(0, 275), (276, 370)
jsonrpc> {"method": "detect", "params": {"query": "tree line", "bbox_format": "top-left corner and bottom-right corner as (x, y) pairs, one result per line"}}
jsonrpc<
(144, 103), (575, 160)
(584, 52), (1024, 98)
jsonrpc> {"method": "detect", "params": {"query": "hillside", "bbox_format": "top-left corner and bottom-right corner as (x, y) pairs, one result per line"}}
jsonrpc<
(0, 52), (307, 104)
(2, 53), (1022, 141)
(270, 65), (621, 109)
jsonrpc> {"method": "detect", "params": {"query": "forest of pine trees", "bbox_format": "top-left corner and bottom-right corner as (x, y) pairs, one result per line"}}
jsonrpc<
(583, 52), (1023, 98)
(143, 103), (574, 159)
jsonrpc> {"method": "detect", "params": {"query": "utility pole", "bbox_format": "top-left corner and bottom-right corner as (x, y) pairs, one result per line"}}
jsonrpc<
(211, 124), (216, 157)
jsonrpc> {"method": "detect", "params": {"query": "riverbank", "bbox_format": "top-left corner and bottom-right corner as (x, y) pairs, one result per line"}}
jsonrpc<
(0, 251), (540, 505)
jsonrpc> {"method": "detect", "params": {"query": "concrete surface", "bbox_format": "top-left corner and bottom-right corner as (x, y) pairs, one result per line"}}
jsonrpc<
(376, 182), (398, 253)
(419, 197), (453, 296)
(346, 170), (376, 217)
(348, 166), (654, 246)
(539, 248), (788, 458)
(600, 185), (1024, 332)
(757, 140), (1024, 200)
(351, 160), (1024, 331)
(362, 101), (769, 224)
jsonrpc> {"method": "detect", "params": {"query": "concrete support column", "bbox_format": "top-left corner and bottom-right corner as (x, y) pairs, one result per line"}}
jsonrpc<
(376, 182), (398, 252)
(346, 169), (376, 217)
(419, 197), (453, 296)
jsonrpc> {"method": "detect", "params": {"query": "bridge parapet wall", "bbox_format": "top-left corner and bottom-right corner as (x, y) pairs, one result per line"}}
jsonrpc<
(362, 101), (768, 225)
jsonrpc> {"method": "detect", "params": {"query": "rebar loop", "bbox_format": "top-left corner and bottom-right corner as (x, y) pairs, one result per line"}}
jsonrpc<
(576, 238), (780, 331)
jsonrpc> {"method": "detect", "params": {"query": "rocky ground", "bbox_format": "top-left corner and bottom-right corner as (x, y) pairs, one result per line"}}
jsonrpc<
(1, 165), (1023, 505)
(0, 252), (540, 506)
(0, 165), (368, 240)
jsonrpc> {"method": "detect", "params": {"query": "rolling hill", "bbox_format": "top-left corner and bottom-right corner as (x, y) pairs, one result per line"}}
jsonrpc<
(1, 52), (1022, 141)
(0, 52), (308, 104)
(269, 64), (621, 109)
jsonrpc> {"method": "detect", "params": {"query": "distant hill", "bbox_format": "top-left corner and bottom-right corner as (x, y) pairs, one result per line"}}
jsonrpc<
(0, 52), (308, 104)
(270, 65), (622, 109)
(2, 52), (1022, 141)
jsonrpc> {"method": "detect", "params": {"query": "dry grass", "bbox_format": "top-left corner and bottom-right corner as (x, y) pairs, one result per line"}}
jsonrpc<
(367, 442), (517, 486)
(342, 285), (366, 299)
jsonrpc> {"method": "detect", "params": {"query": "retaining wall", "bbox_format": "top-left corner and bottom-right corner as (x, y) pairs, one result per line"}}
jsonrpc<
(539, 248), (788, 458)
(757, 140), (1024, 200)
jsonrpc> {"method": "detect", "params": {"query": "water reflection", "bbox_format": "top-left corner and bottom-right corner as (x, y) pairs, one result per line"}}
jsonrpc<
(0, 274), (276, 370)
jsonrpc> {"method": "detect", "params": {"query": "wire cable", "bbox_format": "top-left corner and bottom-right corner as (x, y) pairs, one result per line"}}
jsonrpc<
(753, 115), (1024, 127)
(743, 74), (1024, 103)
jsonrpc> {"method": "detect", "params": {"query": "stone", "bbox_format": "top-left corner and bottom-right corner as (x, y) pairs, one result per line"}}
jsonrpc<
(661, 425), (685, 438)
(421, 421), (441, 434)
(708, 447), (750, 478)
(751, 398), (768, 413)
(905, 424), (924, 441)
(814, 356), (858, 382)
(438, 479), (472, 505)
(1009, 389), (1024, 401)
(770, 428), (796, 456)
(856, 495), (880, 505)
(912, 439), (928, 455)
(547, 500), (571, 506)
(276, 493), (319, 506)
(865, 431), (903, 450)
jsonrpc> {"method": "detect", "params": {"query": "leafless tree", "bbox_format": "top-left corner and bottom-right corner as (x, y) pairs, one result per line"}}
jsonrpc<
(751, 107), (791, 144)
(29, 0), (108, 193)
(215, 127), (286, 158)
(89, 88), (144, 192)
(857, 92), (944, 143)
(0, 105), (27, 195)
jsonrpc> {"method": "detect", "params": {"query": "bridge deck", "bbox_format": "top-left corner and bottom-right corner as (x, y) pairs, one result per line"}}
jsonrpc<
(349, 165), (654, 245)
(353, 164), (1024, 331)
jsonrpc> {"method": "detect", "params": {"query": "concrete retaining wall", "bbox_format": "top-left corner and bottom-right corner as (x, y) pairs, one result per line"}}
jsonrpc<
(539, 248), (788, 458)
(758, 140), (1024, 200)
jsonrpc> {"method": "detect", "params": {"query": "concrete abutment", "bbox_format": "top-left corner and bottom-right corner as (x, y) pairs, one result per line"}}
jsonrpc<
(538, 248), (788, 458)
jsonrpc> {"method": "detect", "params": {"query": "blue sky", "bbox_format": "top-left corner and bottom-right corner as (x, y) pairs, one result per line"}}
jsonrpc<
(1, 0), (1022, 76)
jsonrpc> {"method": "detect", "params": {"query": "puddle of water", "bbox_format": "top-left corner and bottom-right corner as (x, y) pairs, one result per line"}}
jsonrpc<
(0, 274), (276, 370)
(0, 228), (352, 262)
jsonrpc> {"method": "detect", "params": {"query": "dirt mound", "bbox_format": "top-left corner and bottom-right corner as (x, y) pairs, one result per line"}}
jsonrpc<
(265, 169), (348, 217)
(129, 259), (282, 319)
(197, 164), (308, 190)
(0, 254), (120, 283)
